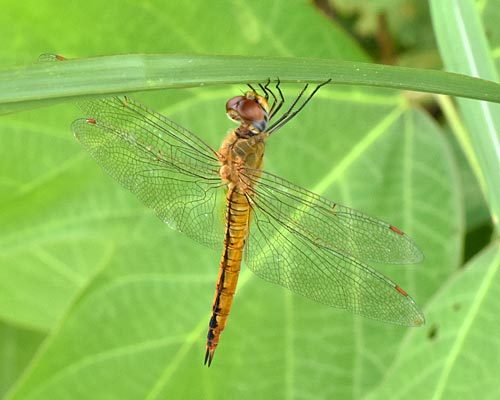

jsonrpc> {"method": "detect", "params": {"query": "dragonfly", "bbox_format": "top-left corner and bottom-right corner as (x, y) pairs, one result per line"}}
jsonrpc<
(71, 79), (424, 366)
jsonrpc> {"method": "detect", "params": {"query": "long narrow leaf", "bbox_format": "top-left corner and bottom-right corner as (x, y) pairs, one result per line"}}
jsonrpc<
(1, 54), (500, 114)
(430, 0), (500, 233)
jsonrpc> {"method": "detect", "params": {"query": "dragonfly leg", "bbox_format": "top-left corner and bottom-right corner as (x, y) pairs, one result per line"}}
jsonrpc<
(267, 79), (332, 135)
(258, 78), (272, 100)
(268, 78), (284, 119)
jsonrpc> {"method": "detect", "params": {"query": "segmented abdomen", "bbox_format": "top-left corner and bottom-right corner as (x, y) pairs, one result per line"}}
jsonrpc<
(204, 188), (251, 366)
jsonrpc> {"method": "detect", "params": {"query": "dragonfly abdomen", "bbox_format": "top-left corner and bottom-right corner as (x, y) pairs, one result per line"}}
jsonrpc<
(205, 188), (251, 366)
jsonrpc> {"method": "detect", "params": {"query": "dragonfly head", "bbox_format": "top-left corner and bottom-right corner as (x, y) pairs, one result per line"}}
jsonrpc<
(226, 91), (269, 135)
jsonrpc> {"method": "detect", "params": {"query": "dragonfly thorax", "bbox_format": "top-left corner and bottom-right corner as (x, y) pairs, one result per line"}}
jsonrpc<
(218, 129), (266, 190)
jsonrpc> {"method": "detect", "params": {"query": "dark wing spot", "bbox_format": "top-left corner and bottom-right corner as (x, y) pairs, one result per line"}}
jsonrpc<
(389, 225), (404, 235)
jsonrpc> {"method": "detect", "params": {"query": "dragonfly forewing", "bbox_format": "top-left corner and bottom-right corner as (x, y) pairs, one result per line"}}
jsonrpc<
(72, 96), (226, 249)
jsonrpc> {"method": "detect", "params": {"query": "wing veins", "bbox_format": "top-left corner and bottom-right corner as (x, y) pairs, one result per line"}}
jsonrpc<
(243, 167), (422, 264)
(96, 97), (218, 161)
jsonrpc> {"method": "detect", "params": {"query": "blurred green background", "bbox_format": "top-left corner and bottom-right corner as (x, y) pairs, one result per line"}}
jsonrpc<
(0, 1), (499, 399)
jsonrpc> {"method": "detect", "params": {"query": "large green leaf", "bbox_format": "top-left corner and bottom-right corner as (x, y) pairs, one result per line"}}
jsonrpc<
(0, 323), (44, 398)
(0, 1), (466, 399)
(367, 241), (500, 400)
(2, 86), (460, 399)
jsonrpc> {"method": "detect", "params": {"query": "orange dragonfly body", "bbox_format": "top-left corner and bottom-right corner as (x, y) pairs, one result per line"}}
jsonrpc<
(73, 81), (424, 366)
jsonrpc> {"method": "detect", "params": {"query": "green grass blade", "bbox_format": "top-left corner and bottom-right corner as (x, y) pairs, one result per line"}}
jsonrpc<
(430, 0), (500, 234)
(1, 54), (500, 114)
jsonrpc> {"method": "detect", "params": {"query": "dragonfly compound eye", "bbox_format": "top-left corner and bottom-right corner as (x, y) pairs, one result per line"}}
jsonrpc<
(226, 95), (268, 132)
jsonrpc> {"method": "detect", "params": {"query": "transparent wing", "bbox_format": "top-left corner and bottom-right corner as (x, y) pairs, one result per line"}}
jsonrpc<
(242, 168), (423, 264)
(242, 169), (424, 326)
(72, 96), (226, 249)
